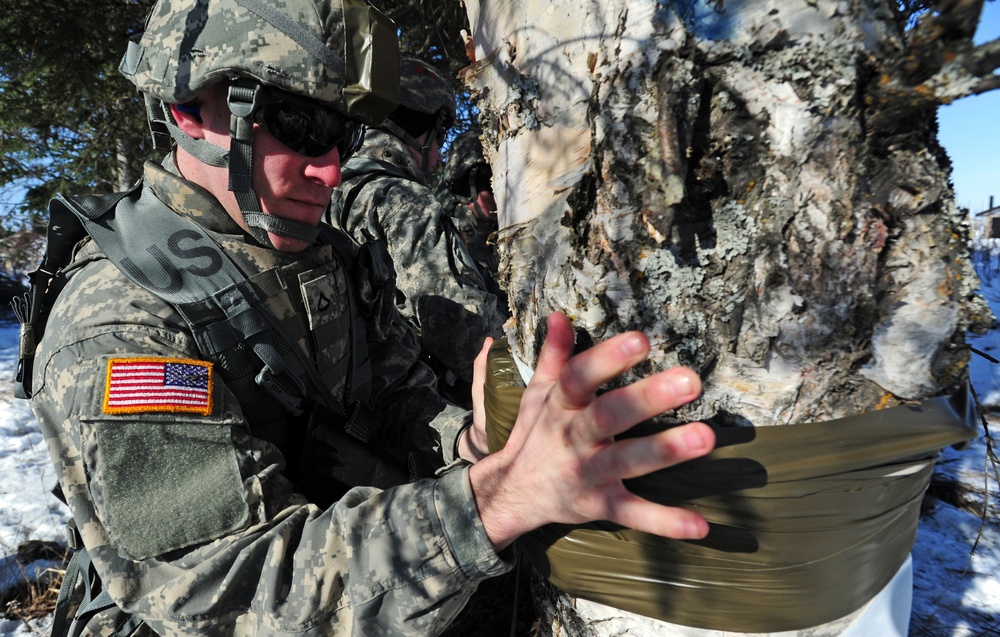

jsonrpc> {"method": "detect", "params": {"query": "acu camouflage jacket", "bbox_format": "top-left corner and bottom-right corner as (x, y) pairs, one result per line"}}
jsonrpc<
(29, 158), (511, 637)
(436, 191), (506, 311)
(329, 131), (506, 385)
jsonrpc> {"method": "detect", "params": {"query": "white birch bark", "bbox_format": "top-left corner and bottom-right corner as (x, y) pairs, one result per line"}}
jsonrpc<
(461, 0), (996, 634)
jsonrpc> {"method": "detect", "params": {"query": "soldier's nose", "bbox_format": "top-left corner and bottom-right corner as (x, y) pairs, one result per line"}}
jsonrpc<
(304, 147), (342, 188)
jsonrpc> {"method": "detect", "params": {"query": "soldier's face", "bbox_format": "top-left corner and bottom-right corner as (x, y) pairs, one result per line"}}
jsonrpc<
(174, 87), (341, 252)
(409, 130), (442, 173)
(250, 125), (342, 252)
(474, 188), (497, 220)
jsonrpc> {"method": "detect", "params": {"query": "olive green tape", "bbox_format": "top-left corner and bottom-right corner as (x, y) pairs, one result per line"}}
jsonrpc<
(483, 337), (977, 632)
(483, 337), (524, 454)
(342, 0), (400, 126)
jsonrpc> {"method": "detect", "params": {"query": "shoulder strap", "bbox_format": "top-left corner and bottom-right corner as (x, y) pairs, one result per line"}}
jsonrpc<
(50, 544), (144, 637)
(11, 190), (131, 398)
(48, 186), (340, 418)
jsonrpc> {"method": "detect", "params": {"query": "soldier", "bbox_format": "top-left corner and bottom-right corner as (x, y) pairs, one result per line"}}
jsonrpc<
(21, 1), (716, 636)
(436, 127), (505, 307)
(328, 58), (505, 404)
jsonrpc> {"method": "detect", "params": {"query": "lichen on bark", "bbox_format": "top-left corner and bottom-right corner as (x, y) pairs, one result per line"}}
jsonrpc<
(462, 0), (995, 631)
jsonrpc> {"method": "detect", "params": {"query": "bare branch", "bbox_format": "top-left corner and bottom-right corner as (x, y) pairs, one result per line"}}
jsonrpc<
(973, 73), (1000, 95)
(936, 0), (984, 40)
(869, 0), (999, 127)
(972, 36), (1000, 76)
(903, 0), (984, 82)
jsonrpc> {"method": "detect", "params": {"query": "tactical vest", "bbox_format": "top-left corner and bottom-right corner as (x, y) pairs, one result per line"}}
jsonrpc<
(13, 183), (424, 637)
(17, 180), (415, 468)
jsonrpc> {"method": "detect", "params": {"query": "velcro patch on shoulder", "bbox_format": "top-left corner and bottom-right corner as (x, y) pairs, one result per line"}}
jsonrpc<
(103, 357), (213, 416)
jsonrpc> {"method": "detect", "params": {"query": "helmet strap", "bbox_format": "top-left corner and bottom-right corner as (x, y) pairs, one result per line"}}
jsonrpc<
(226, 81), (319, 247)
(226, 83), (258, 198)
(155, 98), (230, 167)
(242, 212), (321, 242)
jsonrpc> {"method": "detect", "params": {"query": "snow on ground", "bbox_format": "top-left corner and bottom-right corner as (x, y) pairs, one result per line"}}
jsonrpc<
(0, 319), (69, 636)
(910, 240), (1000, 636)
(0, 239), (998, 635)
(911, 434), (1000, 635)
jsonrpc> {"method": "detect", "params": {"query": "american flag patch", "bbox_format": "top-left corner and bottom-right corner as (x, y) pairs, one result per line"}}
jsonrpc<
(103, 357), (213, 415)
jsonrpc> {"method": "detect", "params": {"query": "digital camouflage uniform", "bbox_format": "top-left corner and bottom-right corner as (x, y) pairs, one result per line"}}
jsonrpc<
(24, 1), (512, 635)
(31, 158), (511, 637)
(436, 129), (505, 306)
(437, 193), (500, 299)
(330, 129), (506, 387)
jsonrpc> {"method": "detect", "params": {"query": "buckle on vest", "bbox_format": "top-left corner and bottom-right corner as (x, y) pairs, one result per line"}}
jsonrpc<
(255, 366), (304, 416)
(65, 519), (83, 551)
(359, 228), (395, 288)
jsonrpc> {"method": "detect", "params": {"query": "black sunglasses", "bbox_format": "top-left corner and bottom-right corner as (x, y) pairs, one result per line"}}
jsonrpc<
(252, 93), (366, 160)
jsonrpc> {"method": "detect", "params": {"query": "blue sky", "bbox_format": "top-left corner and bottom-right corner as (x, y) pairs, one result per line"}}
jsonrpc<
(937, 1), (1000, 213)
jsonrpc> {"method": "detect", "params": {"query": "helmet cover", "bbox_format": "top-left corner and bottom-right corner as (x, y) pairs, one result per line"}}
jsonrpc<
(442, 127), (488, 188)
(397, 57), (456, 125)
(121, 0), (399, 126)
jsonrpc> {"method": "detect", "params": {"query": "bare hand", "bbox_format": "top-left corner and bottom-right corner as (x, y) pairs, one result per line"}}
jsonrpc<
(469, 313), (715, 550)
(457, 337), (493, 462)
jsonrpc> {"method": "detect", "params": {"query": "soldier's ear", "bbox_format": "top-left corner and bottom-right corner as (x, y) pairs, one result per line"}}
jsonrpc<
(171, 102), (206, 138)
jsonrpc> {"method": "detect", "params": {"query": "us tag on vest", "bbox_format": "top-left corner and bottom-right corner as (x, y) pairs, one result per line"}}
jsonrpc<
(299, 263), (349, 331)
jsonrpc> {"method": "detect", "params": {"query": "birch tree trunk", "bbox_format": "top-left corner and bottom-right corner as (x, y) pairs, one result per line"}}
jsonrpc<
(460, 0), (997, 634)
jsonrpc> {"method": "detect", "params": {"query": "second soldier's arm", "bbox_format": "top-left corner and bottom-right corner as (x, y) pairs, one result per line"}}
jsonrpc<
(368, 181), (506, 383)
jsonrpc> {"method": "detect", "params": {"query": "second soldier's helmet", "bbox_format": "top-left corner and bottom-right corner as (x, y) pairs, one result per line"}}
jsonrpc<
(379, 57), (455, 170)
(120, 0), (400, 248)
(396, 58), (456, 127)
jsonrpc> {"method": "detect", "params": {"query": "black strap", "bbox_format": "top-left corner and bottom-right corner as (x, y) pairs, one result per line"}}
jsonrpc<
(226, 82), (258, 199)
(49, 548), (82, 637)
(50, 546), (144, 637)
(10, 190), (130, 398)
(52, 188), (340, 418)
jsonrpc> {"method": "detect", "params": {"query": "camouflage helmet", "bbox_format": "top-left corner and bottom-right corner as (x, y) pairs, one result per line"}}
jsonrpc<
(441, 127), (488, 196)
(121, 0), (400, 126)
(396, 58), (456, 125)
(378, 57), (456, 176)
(119, 0), (401, 249)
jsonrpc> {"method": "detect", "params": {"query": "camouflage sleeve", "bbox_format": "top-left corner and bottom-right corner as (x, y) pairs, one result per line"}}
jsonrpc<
(439, 195), (506, 306)
(364, 180), (506, 383)
(30, 258), (511, 637)
(365, 292), (473, 465)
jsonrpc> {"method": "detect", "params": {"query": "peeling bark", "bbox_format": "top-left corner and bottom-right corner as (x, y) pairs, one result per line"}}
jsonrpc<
(461, 0), (994, 634)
